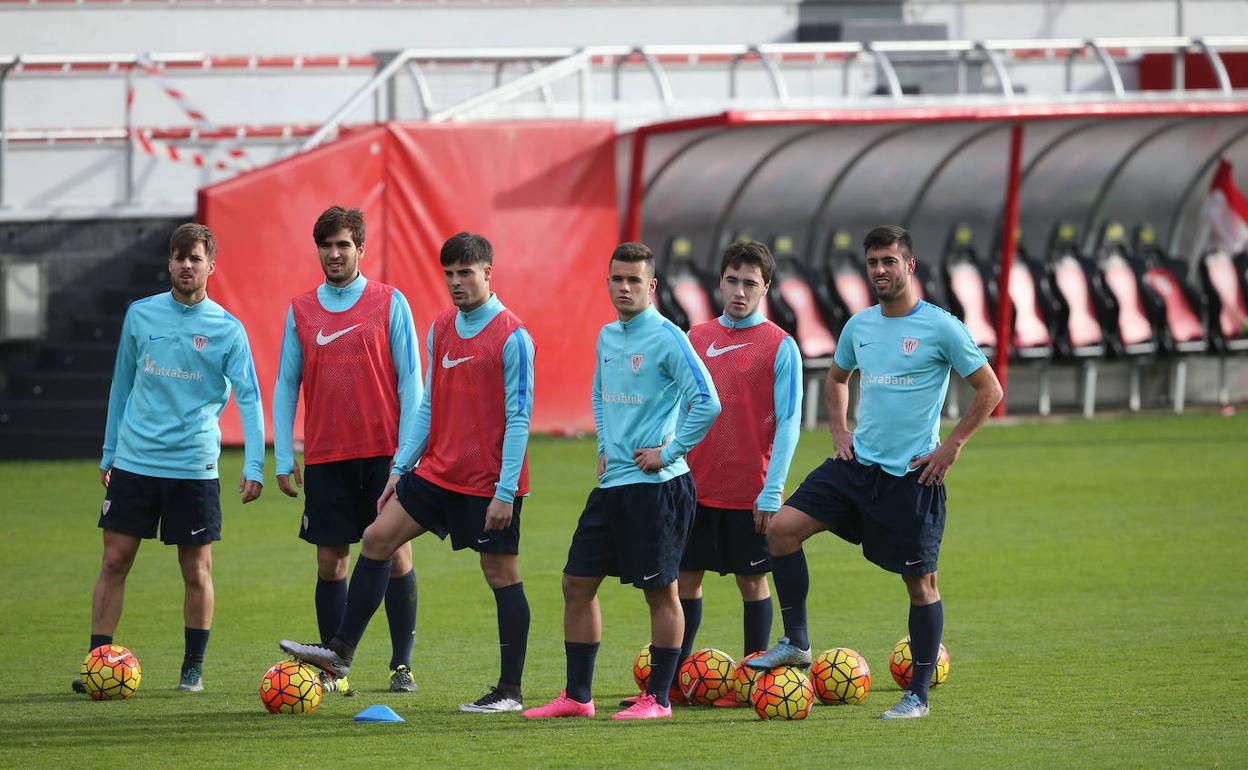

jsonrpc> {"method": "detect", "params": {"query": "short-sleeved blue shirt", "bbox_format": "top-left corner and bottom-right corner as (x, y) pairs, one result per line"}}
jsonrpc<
(833, 301), (987, 477)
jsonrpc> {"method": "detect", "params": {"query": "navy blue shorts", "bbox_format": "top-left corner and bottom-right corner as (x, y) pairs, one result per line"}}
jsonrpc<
(784, 458), (946, 576)
(680, 504), (770, 576)
(564, 474), (696, 590)
(99, 467), (222, 545)
(301, 456), (392, 546)
(396, 473), (520, 554)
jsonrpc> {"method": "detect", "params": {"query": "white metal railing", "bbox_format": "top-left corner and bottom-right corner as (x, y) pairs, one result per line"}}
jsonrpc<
(2, 36), (1247, 211)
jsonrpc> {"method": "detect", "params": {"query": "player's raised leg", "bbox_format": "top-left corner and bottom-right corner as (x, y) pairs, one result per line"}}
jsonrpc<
(176, 543), (213, 692)
(280, 495), (424, 677)
(523, 573), (601, 718)
(747, 504), (828, 669)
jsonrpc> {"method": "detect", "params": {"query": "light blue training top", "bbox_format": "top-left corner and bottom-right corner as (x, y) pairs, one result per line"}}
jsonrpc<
(272, 274), (424, 477)
(101, 291), (265, 482)
(713, 312), (803, 512)
(594, 303), (721, 488)
(833, 300), (988, 477)
(404, 293), (535, 504)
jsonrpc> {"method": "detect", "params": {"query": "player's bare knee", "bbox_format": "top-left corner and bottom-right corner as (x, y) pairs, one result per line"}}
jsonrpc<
(389, 542), (413, 575)
(561, 574), (597, 606)
(677, 571), (704, 599)
(735, 573), (770, 601)
(480, 553), (520, 589)
(642, 583), (679, 609)
(316, 546), (350, 580)
(903, 572), (939, 605)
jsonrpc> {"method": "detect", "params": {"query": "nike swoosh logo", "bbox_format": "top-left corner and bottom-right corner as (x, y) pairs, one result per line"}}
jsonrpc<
(706, 341), (751, 358)
(316, 324), (362, 345)
(148, 335), (165, 341)
(749, 558), (767, 567)
(191, 527), (207, 535)
(643, 572), (660, 581)
(603, 356), (615, 363)
(105, 654), (131, 664)
(858, 341), (876, 348)
(442, 353), (474, 369)
(477, 537), (490, 544)
(904, 559), (923, 566)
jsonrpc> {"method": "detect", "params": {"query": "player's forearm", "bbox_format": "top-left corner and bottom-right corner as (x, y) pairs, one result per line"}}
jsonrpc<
(271, 380), (299, 475)
(825, 377), (852, 433)
(946, 370), (1003, 449)
(662, 394), (721, 466)
(227, 343), (267, 482)
(495, 420), (530, 503)
(759, 410), (801, 511)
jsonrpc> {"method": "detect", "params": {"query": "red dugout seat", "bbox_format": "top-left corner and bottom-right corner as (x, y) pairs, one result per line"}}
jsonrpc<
(941, 224), (997, 357)
(658, 236), (717, 330)
(1093, 223), (1160, 358)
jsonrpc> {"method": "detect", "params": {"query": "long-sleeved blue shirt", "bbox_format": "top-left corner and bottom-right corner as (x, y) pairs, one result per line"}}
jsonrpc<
(404, 293), (534, 504)
(712, 312), (803, 512)
(272, 274), (423, 476)
(594, 304), (721, 488)
(101, 291), (265, 482)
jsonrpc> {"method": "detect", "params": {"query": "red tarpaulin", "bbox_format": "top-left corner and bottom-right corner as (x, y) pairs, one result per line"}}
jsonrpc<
(200, 121), (619, 445)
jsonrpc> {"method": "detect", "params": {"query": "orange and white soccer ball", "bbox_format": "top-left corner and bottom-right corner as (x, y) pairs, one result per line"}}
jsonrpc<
(632, 645), (652, 691)
(888, 636), (950, 689)
(676, 648), (736, 705)
(751, 665), (815, 720)
(810, 647), (871, 705)
(259, 660), (323, 714)
(732, 650), (767, 704)
(81, 644), (142, 700)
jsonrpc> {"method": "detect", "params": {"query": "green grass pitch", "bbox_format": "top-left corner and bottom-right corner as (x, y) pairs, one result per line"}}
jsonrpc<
(1, 413), (1245, 768)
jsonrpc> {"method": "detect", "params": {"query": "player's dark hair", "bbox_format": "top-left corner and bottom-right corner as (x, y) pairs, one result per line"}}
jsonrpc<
(609, 242), (655, 275)
(440, 232), (493, 266)
(720, 240), (775, 284)
(862, 224), (914, 260)
(169, 223), (217, 261)
(313, 206), (366, 249)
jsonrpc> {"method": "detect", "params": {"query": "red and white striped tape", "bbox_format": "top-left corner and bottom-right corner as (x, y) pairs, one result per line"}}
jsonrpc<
(131, 52), (252, 169)
(134, 129), (250, 172)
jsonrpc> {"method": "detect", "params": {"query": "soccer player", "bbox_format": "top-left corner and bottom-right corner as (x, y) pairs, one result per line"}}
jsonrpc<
(747, 225), (1003, 720)
(524, 242), (721, 721)
(673, 240), (801, 705)
(74, 222), (265, 694)
(272, 206), (423, 694)
(281, 232), (535, 713)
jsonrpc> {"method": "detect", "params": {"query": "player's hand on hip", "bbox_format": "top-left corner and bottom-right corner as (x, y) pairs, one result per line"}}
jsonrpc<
(484, 498), (513, 531)
(377, 473), (400, 515)
(99, 468), (111, 489)
(240, 477), (263, 504)
(753, 506), (776, 534)
(276, 462), (303, 498)
(912, 442), (961, 486)
(832, 428), (855, 460)
(597, 453), (606, 478)
(633, 446), (665, 472)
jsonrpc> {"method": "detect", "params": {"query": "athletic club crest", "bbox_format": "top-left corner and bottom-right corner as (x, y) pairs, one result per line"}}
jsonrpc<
(630, 354), (645, 374)
(902, 337), (920, 355)
(193, 335), (209, 351)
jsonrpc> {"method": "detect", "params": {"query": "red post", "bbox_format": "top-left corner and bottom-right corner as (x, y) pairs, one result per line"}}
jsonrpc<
(992, 122), (1025, 418)
(622, 127), (648, 242)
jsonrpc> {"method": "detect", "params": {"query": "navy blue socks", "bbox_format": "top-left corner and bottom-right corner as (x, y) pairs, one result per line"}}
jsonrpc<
(907, 599), (944, 704)
(770, 550), (810, 650)
(315, 577), (348, 646)
(89, 634), (113, 653)
(494, 582), (530, 689)
(647, 645), (682, 707)
(333, 555), (392, 657)
(564, 641), (599, 704)
(183, 627), (210, 666)
(384, 569), (417, 670)
(743, 597), (773, 655)
(678, 597), (703, 665)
